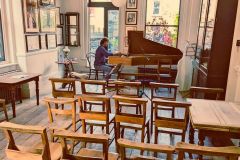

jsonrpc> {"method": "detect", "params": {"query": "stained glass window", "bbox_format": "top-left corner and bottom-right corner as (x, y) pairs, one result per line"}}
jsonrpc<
(145, 0), (181, 47)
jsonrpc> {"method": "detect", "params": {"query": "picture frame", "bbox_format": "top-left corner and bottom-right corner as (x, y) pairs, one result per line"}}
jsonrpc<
(40, 34), (47, 49)
(39, 0), (55, 7)
(126, 0), (138, 9)
(60, 13), (64, 25)
(125, 26), (137, 37)
(55, 7), (60, 26)
(56, 26), (64, 46)
(125, 11), (138, 25)
(25, 35), (40, 52)
(46, 34), (57, 49)
(40, 8), (56, 32)
(22, 0), (40, 33)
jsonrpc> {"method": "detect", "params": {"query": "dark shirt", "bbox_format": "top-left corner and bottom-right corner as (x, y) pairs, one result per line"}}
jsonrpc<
(94, 46), (113, 66)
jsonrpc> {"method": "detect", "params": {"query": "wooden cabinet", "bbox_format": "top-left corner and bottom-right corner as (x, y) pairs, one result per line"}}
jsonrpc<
(65, 12), (80, 47)
(192, 0), (238, 98)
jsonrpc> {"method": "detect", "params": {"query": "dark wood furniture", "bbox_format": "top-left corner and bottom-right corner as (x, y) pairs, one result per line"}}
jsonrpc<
(54, 130), (119, 160)
(113, 95), (150, 153)
(118, 139), (175, 160)
(0, 99), (8, 121)
(0, 122), (62, 160)
(192, 0), (238, 98)
(0, 73), (40, 117)
(176, 142), (240, 160)
(188, 99), (240, 147)
(153, 99), (191, 146)
(150, 82), (179, 133)
(65, 12), (80, 47)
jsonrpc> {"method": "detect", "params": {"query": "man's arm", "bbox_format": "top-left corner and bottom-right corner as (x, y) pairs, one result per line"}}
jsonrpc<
(101, 47), (113, 57)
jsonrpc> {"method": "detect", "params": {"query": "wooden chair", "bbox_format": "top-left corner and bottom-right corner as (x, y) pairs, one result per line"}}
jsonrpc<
(113, 95), (150, 152)
(80, 79), (108, 112)
(0, 99), (8, 121)
(43, 97), (79, 142)
(150, 82), (179, 133)
(86, 52), (105, 80)
(176, 142), (240, 160)
(153, 99), (191, 146)
(0, 122), (62, 160)
(54, 130), (119, 160)
(190, 86), (225, 100)
(114, 81), (142, 114)
(118, 139), (175, 160)
(158, 58), (173, 83)
(78, 94), (115, 144)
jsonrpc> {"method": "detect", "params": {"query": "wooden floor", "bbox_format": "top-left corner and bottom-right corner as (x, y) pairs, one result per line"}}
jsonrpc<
(0, 80), (228, 160)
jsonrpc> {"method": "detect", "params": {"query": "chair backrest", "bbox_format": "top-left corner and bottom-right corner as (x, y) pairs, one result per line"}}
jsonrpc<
(158, 58), (172, 74)
(176, 142), (240, 160)
(118, 139), (175, 160)
(150, 82), (179, 100)
(86, 52), (95, 69)
(0, 122), (51, 160)
(114, 81), (141, 98)
(43, 97), (77, 131)
(153, 99), (191, 130)
(113, 95), (148, 126)
(80, 79), (106, 95)
(54, 130), (111, 160)
(190, 86), (224, 100)
(49, 78), (76, 98)
(78, 95), (111, 132)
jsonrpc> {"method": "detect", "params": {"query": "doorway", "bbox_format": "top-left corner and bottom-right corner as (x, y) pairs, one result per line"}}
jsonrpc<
(88, 1), (119, 53)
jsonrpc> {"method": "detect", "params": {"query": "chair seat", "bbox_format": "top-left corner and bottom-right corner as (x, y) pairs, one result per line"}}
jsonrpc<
(85, 113), (115, 126)
(77, 148), (119, 160)
(48, 114), (80, 131)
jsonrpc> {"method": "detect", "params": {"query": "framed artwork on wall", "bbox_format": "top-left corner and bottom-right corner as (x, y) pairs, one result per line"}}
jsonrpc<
(125, 11), (138, 25)
(39, 0), (55, 7)
(25, 35), (40, 52)
(55, 7), (60, 26)
(126, 0), (138, 9)
(22, 0), (40, 33)
(40, 8), (56, 32)
(56, 26), (64, 46)
(46, 34), (57, 49)
(40, 34), (47, 49)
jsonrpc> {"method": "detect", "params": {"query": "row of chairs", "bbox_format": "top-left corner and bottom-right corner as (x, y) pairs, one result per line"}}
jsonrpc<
(1, 121), (240, 160)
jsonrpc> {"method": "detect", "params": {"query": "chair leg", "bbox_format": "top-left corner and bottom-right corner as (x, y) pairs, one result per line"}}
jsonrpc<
(151, 103), (154, 134)
(121, 128), (125, 138)
(147, 123), (150, 143)
(154, 126), (158, 157)
(90, 125), (93, 134)
(2, 104), (8, 121)
(114, 122), (120, 153)
(140, 127), (145, 155)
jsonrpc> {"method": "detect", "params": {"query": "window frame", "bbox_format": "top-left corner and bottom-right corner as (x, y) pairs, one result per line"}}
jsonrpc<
(144, 0), (182, 47)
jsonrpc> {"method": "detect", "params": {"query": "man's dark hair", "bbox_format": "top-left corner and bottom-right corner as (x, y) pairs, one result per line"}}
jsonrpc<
(100, 37), (109, 46)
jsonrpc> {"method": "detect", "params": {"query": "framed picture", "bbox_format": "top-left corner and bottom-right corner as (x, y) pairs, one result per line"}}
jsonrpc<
(60, 13), (64, 25)
(46, 34), (57, 49)
(40, 8), (56, 32)
(55, 7), (60, 26)
(39, 0), (55, 7)
(56, 26), (64, 46)
(40, 34), (47, 49)
(126, 0), (138, 9)
(125, 26), (137, 37)
(22, 0), (40, 33)
(25, 35), (40, 52)
(125, 11), (138, 25)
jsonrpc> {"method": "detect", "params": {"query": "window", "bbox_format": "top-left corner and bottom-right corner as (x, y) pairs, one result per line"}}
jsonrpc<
(145, 0), (181, 47)
(0, 11), (4, 62)
(88, 0), (119, 53)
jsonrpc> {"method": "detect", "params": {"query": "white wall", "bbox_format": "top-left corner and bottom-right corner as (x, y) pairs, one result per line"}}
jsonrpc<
(225, 1), (240, 102)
